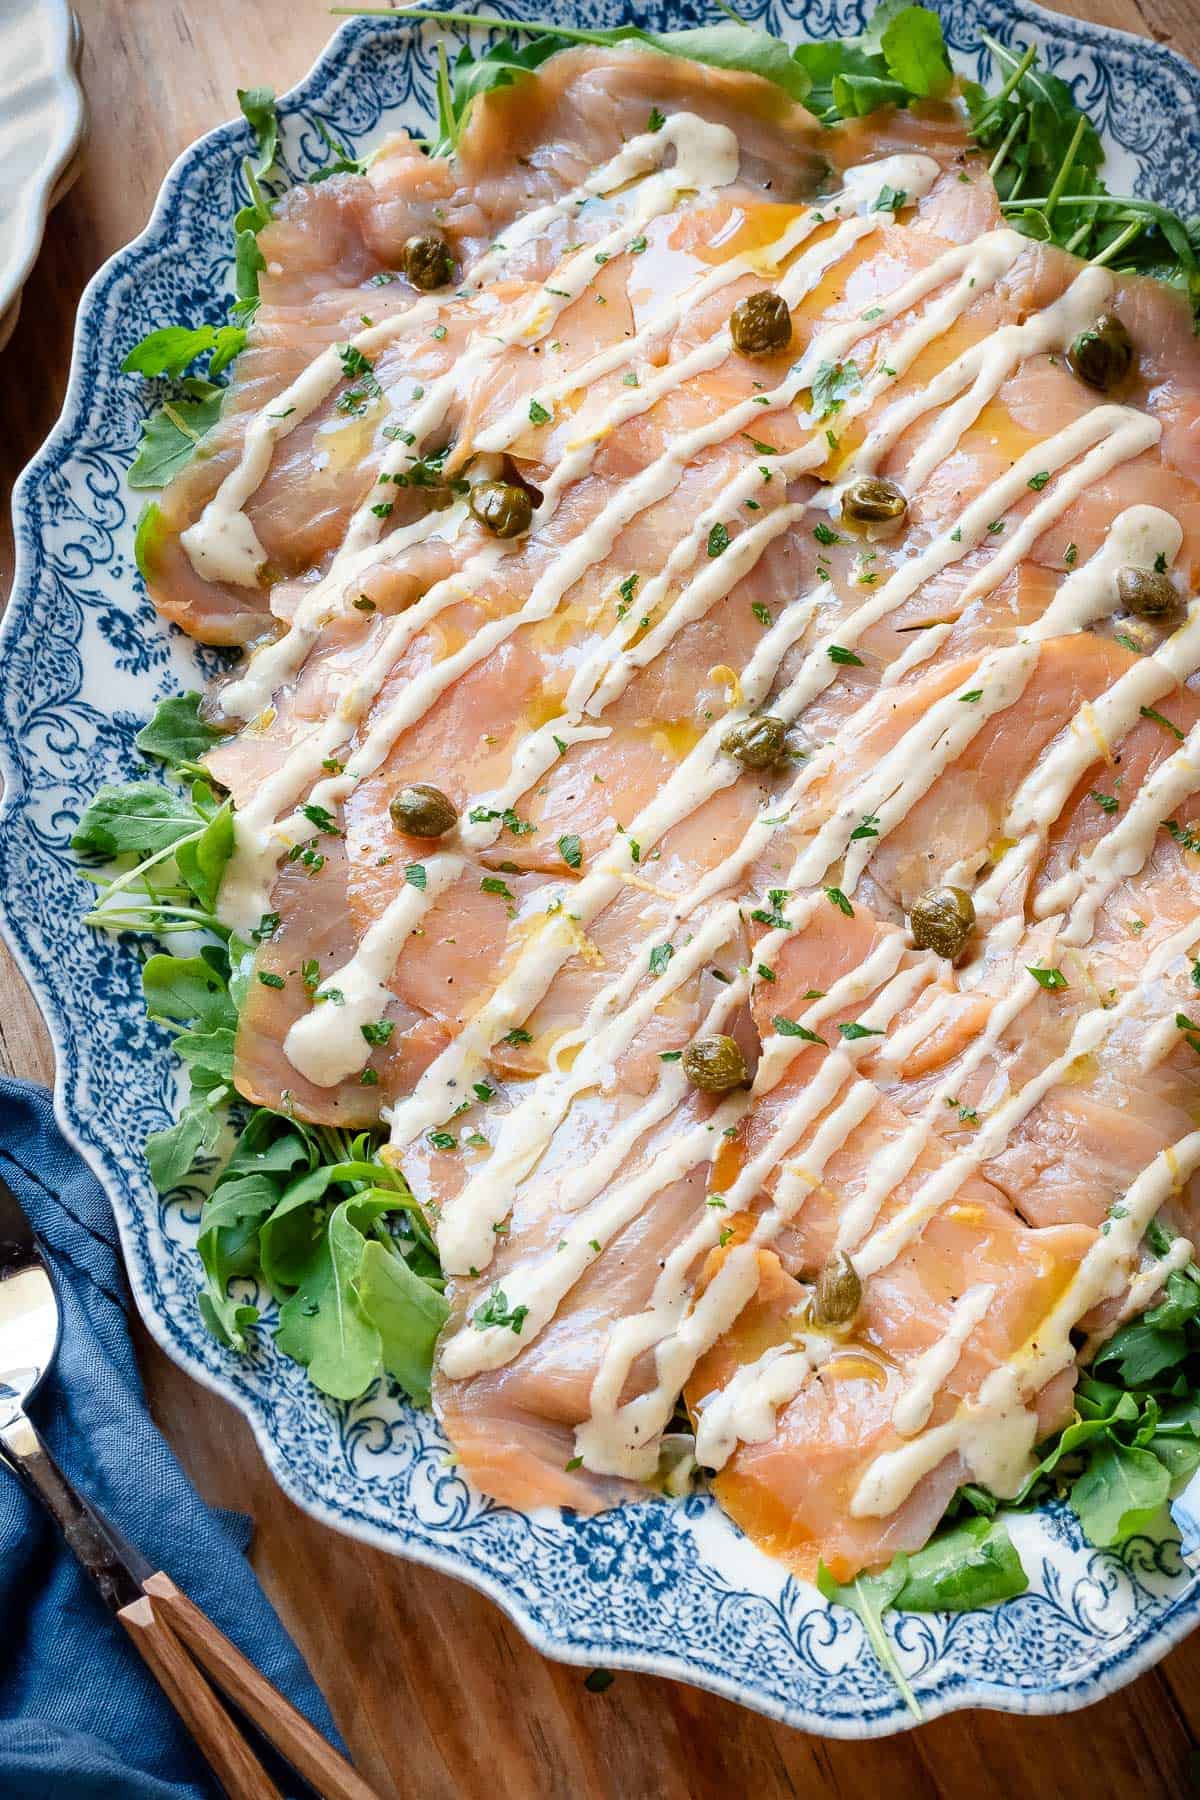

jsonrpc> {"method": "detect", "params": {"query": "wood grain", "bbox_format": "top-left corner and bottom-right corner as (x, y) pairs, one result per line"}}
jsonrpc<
(3, 3), (1200, 1795)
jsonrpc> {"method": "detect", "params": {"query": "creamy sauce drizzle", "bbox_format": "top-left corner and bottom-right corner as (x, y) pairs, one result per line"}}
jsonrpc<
(200, 113), (1200, 1524)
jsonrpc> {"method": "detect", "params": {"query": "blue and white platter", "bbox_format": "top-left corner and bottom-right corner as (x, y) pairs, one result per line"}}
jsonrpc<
(4, 0), (1200, 1737)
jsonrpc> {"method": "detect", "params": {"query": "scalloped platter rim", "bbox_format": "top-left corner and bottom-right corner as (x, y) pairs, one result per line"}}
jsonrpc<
(5, 0), (1200, 1737)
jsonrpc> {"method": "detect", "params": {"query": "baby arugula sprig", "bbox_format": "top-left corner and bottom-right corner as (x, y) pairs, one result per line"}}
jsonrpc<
(73, 693), (448, 1403)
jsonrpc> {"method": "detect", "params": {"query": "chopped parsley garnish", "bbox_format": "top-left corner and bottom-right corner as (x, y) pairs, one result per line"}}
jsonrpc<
(300, 802), (340, 835)
(707, 522), (730, 558)
(558, 833), (583, 869)
(257, 971), (285, 989)
(871, 185), (908, 212)
(648, 943), (674, 977)
(360, 1020), (395, 1046)
(751, 602), (773, 627)
(502, 1026), (532, 1047)
(811, 359), (862, 420)
(472, 1286), (529, 1333)
(828, 644), (863, 667)
(1027, 965), (1068, 991)
(1140, 705), (1185, 741)
(958, 689), (983, 704)
(1091, 791), (1119, 814)
(1027, 471), (1051, 490)
(528, 398), (551, 425)
(825, 887), (854, 916)
(839, 1021), (884, 1040)
(335, 342), (381, 415)
(481, 876), (514, 900)
(750, 888), (791, 929)
(647, 106), (666, 132)
(850, 813), (880, 841)
(1165, 819), (1200, 854)
(469, 805), (534, 836)
(405, 863), (427, 890)
(773, 1016), (826, 1045)
(813, 521), (841, 546)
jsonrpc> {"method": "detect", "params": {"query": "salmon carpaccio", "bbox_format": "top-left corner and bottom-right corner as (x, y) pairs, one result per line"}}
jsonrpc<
(147, 47), (1200, 1581)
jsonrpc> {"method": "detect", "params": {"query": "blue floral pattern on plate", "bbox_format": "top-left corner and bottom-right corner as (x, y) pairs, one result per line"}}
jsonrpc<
(3, 0), (1200, 1736)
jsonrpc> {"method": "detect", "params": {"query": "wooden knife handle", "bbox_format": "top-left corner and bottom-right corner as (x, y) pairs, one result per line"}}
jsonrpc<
(140, 1572), (377, 1800)
(119, 1593), (282, 1800)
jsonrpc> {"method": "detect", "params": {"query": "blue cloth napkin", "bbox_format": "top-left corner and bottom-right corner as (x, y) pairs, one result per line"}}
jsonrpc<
(0, 1077), (346, 1799)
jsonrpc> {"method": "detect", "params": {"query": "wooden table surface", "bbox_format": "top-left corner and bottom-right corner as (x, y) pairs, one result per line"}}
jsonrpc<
(4, 1), (1200, 1793)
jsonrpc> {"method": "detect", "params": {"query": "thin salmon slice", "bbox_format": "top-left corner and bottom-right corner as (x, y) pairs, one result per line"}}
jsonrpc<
(137, 45), (1200, 1577)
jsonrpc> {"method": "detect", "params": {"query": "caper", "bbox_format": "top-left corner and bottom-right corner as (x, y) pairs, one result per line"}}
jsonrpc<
(840, 475), (908, 528)
(682, 1033), (748, 1094)
(1065, 312), (1133, 393)
(389, 783), (458, 839)
(721, 714), (788, 770)
(469, 480), (533, 539)
(730, 290), (792, 357)
(1116, 564), (1178, 619)
(909, 884), (976, 961)
(403, 231), (454, 291)
(812, 1252), (862, 1329)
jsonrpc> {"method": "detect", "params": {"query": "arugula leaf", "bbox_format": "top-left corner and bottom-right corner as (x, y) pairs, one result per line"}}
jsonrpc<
(967, 32), (1200, 320)
(893, 1517), (1028, 1610)
(817, 1557), (919, 1717)
(238, 85), (280, 177)
(356, 1238), (450, 1406)
(792, 2), (950, 121)
(1069, 1438), (1172, 1546)
(72, 782), (206, 858)
(135, 693), (224, 772)
(196, 1115), (311, 1348)
(174, 798), (234, 914)
(146, 1098), (223, 1195)
(122, 324), (247, 380)
(875, 4), (952, 99)
(276, 1195), (392, 1400)
(128, 378), (225, 489)
(142, 953), (237, 1034)
(1093, 1319), (1188, 1385)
